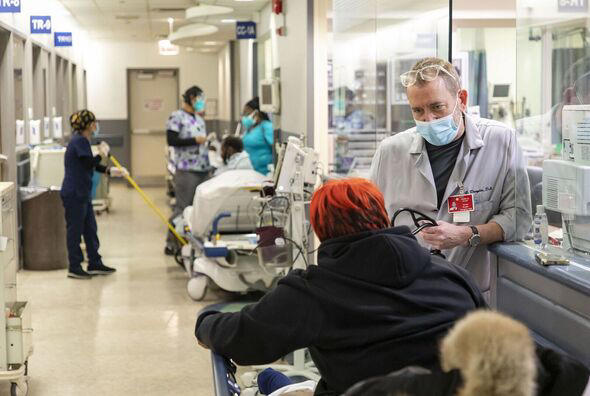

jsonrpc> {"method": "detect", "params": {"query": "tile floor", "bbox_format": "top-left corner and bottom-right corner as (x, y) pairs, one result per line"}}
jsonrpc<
(8, 184), (215, 395)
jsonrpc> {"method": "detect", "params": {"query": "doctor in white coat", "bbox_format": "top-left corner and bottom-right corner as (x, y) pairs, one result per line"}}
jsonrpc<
(370, 57), (532, 297)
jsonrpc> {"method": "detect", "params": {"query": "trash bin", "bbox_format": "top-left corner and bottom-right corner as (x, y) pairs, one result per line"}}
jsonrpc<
(20, 187), (68, 270)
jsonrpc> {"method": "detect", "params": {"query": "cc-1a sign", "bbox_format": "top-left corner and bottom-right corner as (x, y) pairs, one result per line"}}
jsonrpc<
(236, 21), (256, 40)
(31, 16), (52, 34)
(0, 0), (20, 13)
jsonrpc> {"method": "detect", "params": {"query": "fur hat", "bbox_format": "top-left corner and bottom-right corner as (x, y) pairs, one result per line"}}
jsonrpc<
(440, 310), (536, 396)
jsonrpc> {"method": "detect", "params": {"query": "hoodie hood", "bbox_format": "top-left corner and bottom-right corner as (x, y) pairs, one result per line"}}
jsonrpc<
(317, 226), (431, 289)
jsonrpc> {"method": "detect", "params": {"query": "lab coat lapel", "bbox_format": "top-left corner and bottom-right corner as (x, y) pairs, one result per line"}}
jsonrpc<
(439, 115), (485, 214)
(410, 133), (436, 190)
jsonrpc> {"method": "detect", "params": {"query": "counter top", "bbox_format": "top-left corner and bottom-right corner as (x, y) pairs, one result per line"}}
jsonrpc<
(489, 242), (590, 297)
(0, 182), (14, 196)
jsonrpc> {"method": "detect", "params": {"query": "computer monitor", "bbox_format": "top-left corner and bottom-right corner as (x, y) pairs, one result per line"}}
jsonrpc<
(492, 84), (510, 99)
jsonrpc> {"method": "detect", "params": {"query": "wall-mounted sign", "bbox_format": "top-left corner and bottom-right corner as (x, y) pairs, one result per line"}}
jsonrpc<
(0, 0), (21, 13)
(236, 21), (256, 40)
(143, 98), (164, 112)
(558, 0), (588, 12)
(31, 16), (51, 34)
(43, 117), (50, 138)
(29, 120), (41, 145)
(54, 32), (73, 47)
(16, 119), (25, 145)
(158, 39), (179, 56)
(53, 117), (63, 138)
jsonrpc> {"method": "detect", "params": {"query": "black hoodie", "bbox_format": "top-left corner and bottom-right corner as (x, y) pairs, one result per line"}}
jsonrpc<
(195, 226), (487, 395)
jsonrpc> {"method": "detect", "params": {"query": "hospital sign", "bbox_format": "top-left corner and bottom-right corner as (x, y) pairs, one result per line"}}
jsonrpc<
(236, 21), (256, 40)
(558, 0), (588, 12)
(0, 0), (20, 13)
(31, 16), (52, 34)
(55, 32), (73, 47)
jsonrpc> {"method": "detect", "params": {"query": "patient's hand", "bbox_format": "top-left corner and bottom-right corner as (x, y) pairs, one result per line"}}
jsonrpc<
(420, 221), (471, 250)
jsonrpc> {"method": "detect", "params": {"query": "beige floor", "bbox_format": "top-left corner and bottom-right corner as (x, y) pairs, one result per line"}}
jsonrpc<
(8, 184), (215, 395)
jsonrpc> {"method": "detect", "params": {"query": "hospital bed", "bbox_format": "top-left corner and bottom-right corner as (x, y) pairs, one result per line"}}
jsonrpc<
(180, 136), (319, 301)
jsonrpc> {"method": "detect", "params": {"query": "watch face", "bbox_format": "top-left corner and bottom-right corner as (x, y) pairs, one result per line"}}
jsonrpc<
(470, 234), (481, 247)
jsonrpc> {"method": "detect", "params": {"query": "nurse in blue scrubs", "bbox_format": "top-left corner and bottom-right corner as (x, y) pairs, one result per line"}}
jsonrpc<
(61, 110), (127, 279)
(241, 97), (274, 175)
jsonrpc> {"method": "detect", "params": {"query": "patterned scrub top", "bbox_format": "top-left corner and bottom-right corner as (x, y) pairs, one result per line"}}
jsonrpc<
(167, 109), (210, 172)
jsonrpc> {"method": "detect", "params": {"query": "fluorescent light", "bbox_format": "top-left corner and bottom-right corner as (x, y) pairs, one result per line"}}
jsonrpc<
(221, 19), (237, 23)
(204, 41), (219, 45)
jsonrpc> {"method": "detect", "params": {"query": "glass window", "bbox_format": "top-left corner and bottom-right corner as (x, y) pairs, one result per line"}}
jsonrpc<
(329, 0), (450, 176)
(516, 0), (590, 254)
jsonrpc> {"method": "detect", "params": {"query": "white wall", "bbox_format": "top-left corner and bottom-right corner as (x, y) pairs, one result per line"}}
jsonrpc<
(254, 0), (310, 135)
(217, 44), (232, 122)
(238, 39), (254, 116)
(276, 0), (309, 135)
(84, 41), (218, 120)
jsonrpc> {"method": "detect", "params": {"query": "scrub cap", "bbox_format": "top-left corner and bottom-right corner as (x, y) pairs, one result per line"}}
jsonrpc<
(70, 109), (96, 133)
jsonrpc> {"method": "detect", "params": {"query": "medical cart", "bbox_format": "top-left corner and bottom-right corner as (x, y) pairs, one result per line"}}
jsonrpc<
(0, 183), (32, 395)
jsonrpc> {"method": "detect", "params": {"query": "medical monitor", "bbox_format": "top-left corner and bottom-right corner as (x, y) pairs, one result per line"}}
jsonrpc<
(492, 84), (510, 99)
(259, 79), (280, 113)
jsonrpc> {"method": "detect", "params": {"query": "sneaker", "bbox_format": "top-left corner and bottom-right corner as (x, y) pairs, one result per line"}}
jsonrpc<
(87, 263), (116, 275)
(68, 267), (92, 279)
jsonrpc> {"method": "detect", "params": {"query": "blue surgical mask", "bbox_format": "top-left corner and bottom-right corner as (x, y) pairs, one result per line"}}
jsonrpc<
(194, 98), (205, 112)
(414, 98), (460, 146)
(93, 122), (100, 137)
(241, 115), (255, 130)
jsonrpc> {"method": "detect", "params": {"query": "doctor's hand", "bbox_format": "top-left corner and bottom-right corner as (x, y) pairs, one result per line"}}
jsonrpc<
(195, 136), (207, 145)
(420, 221), (472, 251)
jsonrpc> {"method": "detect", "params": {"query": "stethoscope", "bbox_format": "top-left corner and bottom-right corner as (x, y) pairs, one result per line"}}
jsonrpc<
(391, 208), (446, 258)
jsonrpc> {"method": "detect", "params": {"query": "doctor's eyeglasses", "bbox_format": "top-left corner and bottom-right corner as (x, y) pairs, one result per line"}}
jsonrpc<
(400, 65), (458, 88)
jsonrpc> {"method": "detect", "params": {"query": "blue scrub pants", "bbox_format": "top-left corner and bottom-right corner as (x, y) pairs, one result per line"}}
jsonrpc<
(61, 196), (102, 270)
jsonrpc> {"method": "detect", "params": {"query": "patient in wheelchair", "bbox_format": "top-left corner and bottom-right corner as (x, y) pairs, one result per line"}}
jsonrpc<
(195, 178), (487, 396)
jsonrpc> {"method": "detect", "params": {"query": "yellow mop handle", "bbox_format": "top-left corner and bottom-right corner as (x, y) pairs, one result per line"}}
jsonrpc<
(109, 154), (187, 246)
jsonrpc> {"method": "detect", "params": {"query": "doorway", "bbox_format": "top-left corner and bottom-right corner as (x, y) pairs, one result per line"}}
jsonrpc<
(127, 69), (179, 186)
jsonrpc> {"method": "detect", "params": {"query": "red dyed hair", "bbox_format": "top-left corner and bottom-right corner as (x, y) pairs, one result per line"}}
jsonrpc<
(310, 178), (390, 242)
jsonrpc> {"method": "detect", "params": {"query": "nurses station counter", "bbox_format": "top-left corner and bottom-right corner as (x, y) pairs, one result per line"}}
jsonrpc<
(489, 243), (590, 366)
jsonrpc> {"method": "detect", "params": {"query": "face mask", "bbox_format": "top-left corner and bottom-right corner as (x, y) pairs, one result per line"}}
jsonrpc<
(414, 97), (461, 146)
(241, 114), (255, 130)
(93, 122), (100, 137)
(194, 98), (205, 112)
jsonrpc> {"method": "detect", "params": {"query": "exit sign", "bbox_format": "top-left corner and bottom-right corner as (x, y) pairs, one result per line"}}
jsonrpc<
(0, 0), (20, 13)
(558, 0), (588, 12)
(31, 16), (51, 34)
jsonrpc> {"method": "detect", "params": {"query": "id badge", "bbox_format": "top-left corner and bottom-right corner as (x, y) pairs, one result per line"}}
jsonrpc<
(448, 194), (474, 223)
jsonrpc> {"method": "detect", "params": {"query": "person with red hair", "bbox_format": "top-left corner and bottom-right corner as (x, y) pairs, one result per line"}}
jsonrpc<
(195, 178), (486, 396)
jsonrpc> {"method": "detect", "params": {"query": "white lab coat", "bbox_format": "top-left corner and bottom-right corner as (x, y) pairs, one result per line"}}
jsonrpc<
(370, 115), (532, 294)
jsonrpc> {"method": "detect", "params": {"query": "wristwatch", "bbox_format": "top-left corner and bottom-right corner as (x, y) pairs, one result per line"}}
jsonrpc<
(468, 226), (481, 247)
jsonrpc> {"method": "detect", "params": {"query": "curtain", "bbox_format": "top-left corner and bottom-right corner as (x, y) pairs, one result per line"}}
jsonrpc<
(468, 51), (488, 117)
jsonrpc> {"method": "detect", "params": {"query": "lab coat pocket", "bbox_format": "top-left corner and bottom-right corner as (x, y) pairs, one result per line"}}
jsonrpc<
(473, 190), (493, 205)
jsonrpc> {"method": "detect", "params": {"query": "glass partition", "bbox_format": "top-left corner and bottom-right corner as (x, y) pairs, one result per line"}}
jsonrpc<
(516, 0), (590, 255)
(329, 0), (450, 175)
(453, 27), (517, 126)
(13, 37), (24, 145)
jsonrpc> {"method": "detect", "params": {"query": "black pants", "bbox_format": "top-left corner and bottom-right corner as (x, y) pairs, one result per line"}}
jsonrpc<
(62, 196), (101, 270)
